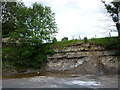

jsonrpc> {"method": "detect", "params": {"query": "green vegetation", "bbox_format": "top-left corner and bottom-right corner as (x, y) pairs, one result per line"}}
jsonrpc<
(89, 37), (119, 50)
(50, 39), (83, 48)
(61, 37), (68, 42)
(2, 2), (25, 38)
(52, 37), (57, 43)
(61, 50), (66, 55)
(114, 51), (120, 56)
(2, 2), (57, 71)
(84, 37), (88, 43)
(102, 1), (120, 45)
(3, 44), (55, 70)
(50, 36), (119, 50)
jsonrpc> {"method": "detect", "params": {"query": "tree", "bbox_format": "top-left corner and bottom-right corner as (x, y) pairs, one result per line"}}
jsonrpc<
(2, 2), (25, 37)
(102, 1), (120, 44)
(3, 2), (58, 69)
(9, 3), (57, 45)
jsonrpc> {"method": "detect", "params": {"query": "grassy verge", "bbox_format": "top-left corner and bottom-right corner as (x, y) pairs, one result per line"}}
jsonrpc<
(89, 36), (119, 50)
(49, 36), (119, 50)
(49, 39), (84, 48)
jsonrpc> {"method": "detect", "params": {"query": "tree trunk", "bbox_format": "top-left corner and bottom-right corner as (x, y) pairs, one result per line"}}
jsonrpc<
(116, 23), (120, 50)
(118, 30), (120, 50)
(118, 26), (120, 50)
(118, 24), (120, 42)
(116, 5), (120, 50)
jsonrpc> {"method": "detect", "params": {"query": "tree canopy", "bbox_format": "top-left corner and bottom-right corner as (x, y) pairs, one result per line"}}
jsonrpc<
(2, 2), (58, 44)
(2, 2), (58, 69)
(102, 1), (120, 44)
(2, 2), (25, 37)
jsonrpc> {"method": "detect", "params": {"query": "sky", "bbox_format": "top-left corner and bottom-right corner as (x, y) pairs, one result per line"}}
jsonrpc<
(22, 0), (118, 41)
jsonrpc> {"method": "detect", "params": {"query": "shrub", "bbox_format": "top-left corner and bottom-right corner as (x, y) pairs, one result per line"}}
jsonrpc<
(52, 37), (57, 43)
(84, 37), (88, 43)
(62, 37), (68, 42)
(3, 45), (46, 70)
(89, 36), (119, 50)
(45, 49), (55, 56)
(114, 51), (120, 56)
(2, 43), (56, 70)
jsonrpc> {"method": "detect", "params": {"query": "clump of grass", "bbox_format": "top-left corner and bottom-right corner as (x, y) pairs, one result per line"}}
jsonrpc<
(61, 50), (66, 55)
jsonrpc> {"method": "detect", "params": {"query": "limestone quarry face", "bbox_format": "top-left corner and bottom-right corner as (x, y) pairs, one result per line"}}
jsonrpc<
(47, 43), (120, 74)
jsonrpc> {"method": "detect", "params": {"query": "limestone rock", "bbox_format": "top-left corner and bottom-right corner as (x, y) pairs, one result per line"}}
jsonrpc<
(47, 43), (119, 74)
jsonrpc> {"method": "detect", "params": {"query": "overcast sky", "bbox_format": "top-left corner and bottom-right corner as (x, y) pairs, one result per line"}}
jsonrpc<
(22, 0), (118, 41)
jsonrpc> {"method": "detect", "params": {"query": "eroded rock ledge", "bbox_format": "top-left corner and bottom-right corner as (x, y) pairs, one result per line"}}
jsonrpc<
(47, 43), (120, 74)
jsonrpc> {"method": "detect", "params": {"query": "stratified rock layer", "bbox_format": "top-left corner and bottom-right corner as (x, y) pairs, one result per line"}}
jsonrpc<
(47, 43), (120, 74)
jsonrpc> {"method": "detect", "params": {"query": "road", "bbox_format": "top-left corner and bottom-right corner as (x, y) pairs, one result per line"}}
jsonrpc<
(2, 72), (119, 88)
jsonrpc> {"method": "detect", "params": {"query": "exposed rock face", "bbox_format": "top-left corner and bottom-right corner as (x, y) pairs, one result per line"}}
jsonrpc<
(47, 43), (120, 74)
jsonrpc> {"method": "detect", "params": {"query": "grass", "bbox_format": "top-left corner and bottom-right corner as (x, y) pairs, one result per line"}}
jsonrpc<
(50, 39), (84, 48)
(89, 36), (119, 50)
(47, 36), (119, 50)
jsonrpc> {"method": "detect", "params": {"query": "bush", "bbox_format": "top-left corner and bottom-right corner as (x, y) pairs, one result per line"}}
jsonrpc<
(46, 49), (55, 56)
(2, 42), (56, 70)
(84, 37), (88, 43)
(62, 37), (68, 42)
(89, 37), (119, 50)
(52, 37), (57, 43)
(3, 44), (47, 70)
(114, 51), (120, 56)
